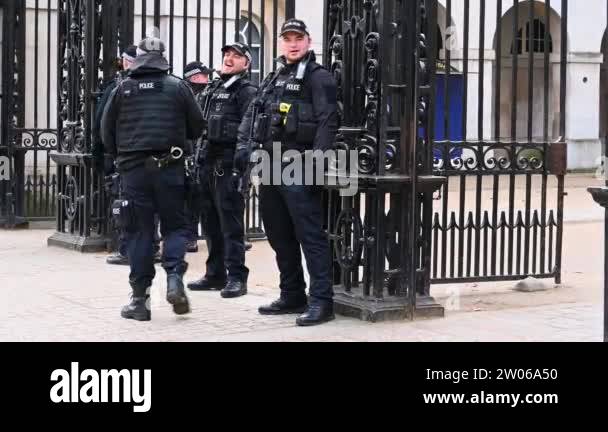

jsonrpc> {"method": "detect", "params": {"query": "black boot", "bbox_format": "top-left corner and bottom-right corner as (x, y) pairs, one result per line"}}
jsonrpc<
(187, 275), (226, 291)
(296, 302), (335, 326)
(186, 241), (199, 253)
(107, 252), (129, 266)
(221, 280), (247, 298)
(258, 297), (307, 315)
(121, 283), (151, 321)
(166, 265), (190, 315)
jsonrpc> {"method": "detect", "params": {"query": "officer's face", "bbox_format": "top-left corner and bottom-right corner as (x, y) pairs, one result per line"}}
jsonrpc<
(281, 33), (311, 63)
(122, 58), (134, 71)
(222, 49), (249, 75)
(188, 73), (209, 84)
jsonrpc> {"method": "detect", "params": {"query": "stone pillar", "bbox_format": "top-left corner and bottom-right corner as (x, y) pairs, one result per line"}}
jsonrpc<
(566, 53), (603, 170)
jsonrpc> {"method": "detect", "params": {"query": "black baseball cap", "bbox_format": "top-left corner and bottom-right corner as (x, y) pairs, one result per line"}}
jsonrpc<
(280, 19), (310, 37)
(183, 61), (213, 80)
(221, 42), (253, 64)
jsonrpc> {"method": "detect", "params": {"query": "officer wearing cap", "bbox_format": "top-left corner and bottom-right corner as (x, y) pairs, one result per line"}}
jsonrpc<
(186, 42), (257, 299)
(183, 61), (213, 254)
(236, 19), (338, 326)
(184, 61), (213, 95)
(101, 37), (205, 321)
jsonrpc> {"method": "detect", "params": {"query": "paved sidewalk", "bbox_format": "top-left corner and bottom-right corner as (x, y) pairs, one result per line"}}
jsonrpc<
(0, 224), (603, 342)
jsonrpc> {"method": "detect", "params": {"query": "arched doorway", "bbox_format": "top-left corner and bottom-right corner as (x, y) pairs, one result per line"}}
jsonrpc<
(239, 15), (261, 83)
(493, 0), (562, 143)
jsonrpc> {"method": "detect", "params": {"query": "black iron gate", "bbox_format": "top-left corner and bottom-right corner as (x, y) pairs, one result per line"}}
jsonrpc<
(324, 0), (568, 320)
(0, 0), (58, 228)
(47, 0), (294, 250)
(430, 0), (567, 285)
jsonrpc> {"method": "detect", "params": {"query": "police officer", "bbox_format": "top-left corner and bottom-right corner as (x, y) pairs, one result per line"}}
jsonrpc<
(184, 61), (213, 95)
(183, 61), (213, 254)
(236, 19), (338, 326)
(102, 37), (205, 321)
(94, 45), (161, 266)
(187, 42), (257, 298)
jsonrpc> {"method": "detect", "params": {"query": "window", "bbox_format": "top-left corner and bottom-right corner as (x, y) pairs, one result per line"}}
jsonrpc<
(511, 19), (553, 55)
(239, 16), (261, 83)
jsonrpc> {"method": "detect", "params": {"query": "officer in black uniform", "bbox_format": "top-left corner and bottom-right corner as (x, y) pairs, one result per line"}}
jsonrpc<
(183, 61), (213, 254)
(94, 45), (162, 266)
(102, 37), (205, 321)
(187, 42), (257, 299)
(236, 19), (338, 326)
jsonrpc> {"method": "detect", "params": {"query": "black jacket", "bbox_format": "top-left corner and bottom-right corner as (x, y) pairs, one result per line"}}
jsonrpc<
(202, 74), (257, 163)
(237, 53), (338, 156)
(101, 53), (204, 171)
(92, 72), (124, 173)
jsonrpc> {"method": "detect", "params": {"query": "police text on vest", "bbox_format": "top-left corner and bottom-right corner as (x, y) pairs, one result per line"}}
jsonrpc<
(49, 362), (152, 413)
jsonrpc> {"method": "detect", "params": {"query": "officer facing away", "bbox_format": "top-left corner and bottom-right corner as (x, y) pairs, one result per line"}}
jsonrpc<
(186, 42), (257, 299)
(183, 61), (213, 254)
(102, 37), (205, 321)
(235, 19), (338, 326)
(94, 46), (163, 267)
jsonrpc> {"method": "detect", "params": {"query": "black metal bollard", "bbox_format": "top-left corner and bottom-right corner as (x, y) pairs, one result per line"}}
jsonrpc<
(588, 187), (608, 342)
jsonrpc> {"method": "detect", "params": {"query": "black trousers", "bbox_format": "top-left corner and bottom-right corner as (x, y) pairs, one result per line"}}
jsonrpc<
(199, 162), (249, 283)
(259, 183), (333, 304)
(118, 217), (160, 256)
(121, 163), (190, 288)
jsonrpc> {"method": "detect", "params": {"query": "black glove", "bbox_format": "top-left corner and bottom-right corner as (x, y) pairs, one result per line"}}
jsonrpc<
(104, 173), (120, 196)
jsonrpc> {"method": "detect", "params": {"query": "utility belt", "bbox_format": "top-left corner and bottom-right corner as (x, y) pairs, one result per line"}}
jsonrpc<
(207, 114), (241, 143)
(144, 146), (185, 171)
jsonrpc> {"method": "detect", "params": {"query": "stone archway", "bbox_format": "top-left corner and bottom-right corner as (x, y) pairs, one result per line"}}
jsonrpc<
(493, 0), (563, 143)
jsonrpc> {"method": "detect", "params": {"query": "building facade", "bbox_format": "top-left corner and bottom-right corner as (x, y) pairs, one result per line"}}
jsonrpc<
(1, 0), (607, 183)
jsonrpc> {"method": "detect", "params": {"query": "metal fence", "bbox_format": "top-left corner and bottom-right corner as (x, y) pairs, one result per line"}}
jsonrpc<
(2, 0), (294, 238)
(429, 0), (568, 285)
(0, 0), (58, 226)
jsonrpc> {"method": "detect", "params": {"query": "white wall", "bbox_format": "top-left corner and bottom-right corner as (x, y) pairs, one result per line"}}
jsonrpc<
(294, 1), (324, 60)
(14, 0), (608, 171)
(133, 0), (286, 78)
(438, 0), (607, 169)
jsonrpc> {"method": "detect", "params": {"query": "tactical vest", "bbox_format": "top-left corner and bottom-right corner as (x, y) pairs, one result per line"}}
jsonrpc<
(268, 62), (321, 149)
(205, 78), (250, 146)
(116, 75), (183, 154)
